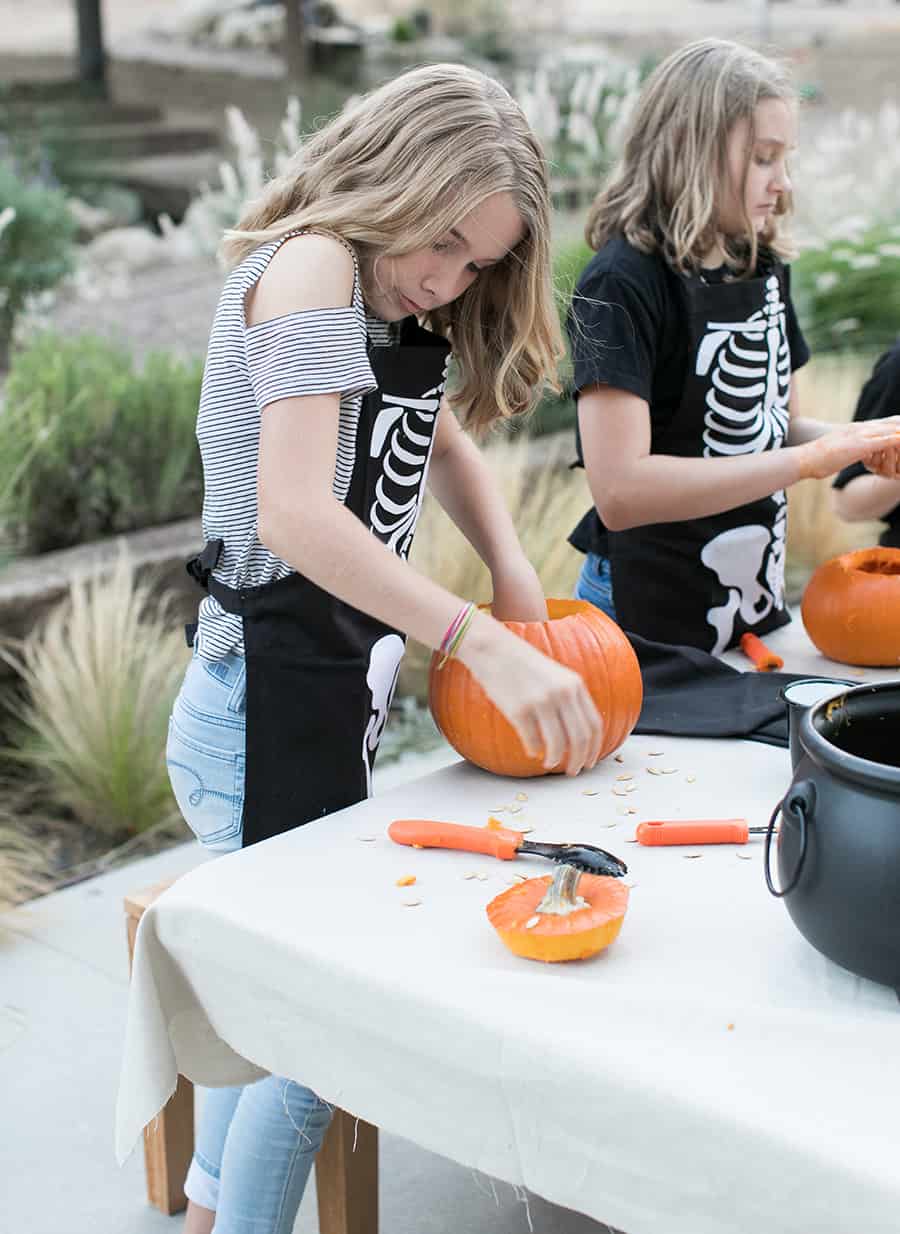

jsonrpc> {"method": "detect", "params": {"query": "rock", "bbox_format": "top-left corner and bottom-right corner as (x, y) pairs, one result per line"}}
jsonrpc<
(82, 226), (174, 274)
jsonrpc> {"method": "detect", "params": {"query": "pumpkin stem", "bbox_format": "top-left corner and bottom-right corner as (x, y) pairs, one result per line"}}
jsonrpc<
(536, 863), (589, 916)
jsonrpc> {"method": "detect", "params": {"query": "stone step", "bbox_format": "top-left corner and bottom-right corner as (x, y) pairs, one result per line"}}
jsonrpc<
(0, 99), (164, 126)
(41, 119), (219, 160)
(76, 149), (223, 220)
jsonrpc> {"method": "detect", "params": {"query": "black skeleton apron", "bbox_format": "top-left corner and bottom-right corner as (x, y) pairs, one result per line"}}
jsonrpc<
(187, 317), (450, 847)
(608, 264), (793, 654)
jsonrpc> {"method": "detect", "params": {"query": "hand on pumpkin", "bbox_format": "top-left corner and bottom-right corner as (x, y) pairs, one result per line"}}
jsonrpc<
(457, 614), (604, 777)
(797, 417), (900, 481)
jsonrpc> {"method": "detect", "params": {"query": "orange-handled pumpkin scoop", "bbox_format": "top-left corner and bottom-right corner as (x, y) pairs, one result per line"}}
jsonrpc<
(635, 818), (767, 845)
(388, 819), (627, 877)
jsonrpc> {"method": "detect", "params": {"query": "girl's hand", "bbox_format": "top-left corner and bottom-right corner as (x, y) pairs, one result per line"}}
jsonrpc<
(489, 557), (548, 623)
(797, 418), (900, 481)
(863, 444), (900, 480)
(457, 614), (604, 777)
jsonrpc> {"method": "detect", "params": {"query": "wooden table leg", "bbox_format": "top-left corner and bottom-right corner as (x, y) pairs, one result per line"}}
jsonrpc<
(125, 881), (194, 1216)
(315, 1107), (379, 1234)
(125, 880), (376, 1227)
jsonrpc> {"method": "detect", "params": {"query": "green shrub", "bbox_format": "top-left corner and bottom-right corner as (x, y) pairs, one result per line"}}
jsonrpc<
(0, 333), (203, 553)
(792, 223), (900, 353)
(3, 551), (187, 839)
(0, 161), (76, 363)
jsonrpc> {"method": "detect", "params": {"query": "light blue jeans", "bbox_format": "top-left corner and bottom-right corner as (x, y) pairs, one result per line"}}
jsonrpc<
(167, 649), (333, 1230)
(574, 551), (617, 621)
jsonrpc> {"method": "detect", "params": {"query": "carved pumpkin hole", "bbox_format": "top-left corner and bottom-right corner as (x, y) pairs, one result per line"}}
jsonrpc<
(855, 560), (900, 576)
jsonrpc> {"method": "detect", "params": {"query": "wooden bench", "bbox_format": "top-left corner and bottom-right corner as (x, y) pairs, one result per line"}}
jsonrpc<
(125, 879), (378, 1233)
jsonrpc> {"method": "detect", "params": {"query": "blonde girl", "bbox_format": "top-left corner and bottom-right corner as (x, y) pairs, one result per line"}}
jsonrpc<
(568, 38), (900, 652)
(167, 63), (605, 1234)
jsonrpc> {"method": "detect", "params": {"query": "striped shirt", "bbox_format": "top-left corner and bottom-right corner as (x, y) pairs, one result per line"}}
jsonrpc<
(194, 231), (398, 660)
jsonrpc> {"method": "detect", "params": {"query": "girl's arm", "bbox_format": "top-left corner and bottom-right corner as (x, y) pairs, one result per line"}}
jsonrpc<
(832, 474), (900, 522)
(426, 405), (547, 621)
(785, 381), (830, 445)
(578, 385), (900, 531)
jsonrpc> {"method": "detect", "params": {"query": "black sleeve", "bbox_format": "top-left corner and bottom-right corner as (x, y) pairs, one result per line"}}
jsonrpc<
(783, 265), (810, 372)
(833, 342), (900, 490)
(568, 265), (664, 404)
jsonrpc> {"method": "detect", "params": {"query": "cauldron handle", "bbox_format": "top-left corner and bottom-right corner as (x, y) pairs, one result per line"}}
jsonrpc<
(765, 781), (815, 898)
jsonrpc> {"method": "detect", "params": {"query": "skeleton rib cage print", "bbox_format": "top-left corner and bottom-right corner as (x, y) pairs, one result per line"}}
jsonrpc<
(367, 370), (447, 556)
(696, 274), (791, 459)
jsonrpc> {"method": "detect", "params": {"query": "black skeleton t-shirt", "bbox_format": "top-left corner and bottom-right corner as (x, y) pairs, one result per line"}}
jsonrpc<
(832, 340), (900, 549)
(567, 235), (810, 556)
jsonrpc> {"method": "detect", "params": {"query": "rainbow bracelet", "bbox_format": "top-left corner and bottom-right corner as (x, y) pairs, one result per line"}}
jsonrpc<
(437, 601), (477, 670)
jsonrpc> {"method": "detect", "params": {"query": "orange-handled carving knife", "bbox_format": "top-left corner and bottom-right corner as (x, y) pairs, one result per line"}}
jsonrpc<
(635, 818), (768, 845)
(388, 818), (627, 876)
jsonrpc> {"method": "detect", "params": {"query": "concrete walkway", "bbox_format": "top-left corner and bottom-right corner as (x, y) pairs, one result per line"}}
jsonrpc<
(0, 745), (613, 1234)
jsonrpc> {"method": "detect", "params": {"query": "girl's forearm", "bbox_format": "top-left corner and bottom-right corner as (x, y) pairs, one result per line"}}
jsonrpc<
(832, 473), (900, 523)
(427, 429), (526, 573)
(259, 496), (474, 650)
(598, 448), (804, 530)
(785, 416), (831, 446)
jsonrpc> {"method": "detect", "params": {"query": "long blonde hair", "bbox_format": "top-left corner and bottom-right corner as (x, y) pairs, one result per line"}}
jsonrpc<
(586, 39), (796, 275)
(224, 63), (562, 433)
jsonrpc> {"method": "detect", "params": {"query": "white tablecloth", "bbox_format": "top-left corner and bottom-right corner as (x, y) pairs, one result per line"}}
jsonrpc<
(117, 621), (900, 1234)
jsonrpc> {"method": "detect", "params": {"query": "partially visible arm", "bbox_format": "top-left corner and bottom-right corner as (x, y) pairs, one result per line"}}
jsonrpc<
(832, 473), (900, 522)
(427, 404), (546, 621)
(785, 380), (830, 445)
(579, 384), (900, 531)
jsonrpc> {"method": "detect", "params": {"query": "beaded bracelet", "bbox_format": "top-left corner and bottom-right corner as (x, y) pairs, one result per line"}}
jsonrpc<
(437, 601), (477, 670)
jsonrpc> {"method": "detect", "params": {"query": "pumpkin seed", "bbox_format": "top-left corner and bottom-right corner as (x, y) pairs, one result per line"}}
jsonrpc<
(402, 899), (422, 907)
(658, 767), (678, 775)
(735, 853), (754, 861)
(516, 825), (534, 834)
(627, 808), (638, 815)
(515, 792), (528, 802)
(646, 767), (661, 776)
(685, 775), (697, 784)
(615, 773), (633, 781)
(614, 754), (625, 763)
(648, 750), (665, 757)
(463, 872), (477, 880)
(581, 789), (600, 796)
(477, 873), (489, 881)
(611, 787), (629, 797)
(525, 915), (540, 929)
(600, 822), (618, 828)
(624, 783), (638, 793)
(683, 853), (703, 860)
(509, 804), (523, 815)
(357, 835), (378, 842)
(616, 804), (629, 815)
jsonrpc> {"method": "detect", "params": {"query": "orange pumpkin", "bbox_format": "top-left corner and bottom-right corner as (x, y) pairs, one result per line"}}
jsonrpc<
(801, 547), (900, 667)
(428, 598), (643, 777)
(486, 863), (629, 962)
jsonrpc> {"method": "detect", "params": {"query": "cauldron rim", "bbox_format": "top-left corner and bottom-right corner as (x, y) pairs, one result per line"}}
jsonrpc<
(798, 680), (900, 797)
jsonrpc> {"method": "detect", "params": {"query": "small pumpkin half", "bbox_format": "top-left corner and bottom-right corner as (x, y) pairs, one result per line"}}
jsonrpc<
(801, 547), (900, 666)
(486, 864), (629, 963)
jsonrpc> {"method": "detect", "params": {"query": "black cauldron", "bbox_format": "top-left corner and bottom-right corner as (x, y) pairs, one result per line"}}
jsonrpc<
(766, 681), (900, 992)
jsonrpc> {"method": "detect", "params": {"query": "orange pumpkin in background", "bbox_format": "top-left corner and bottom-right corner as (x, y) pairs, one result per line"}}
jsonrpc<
(801, 547), (900, 667)
(428, 598), (643, 777)
(487, 864), (630, 963)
